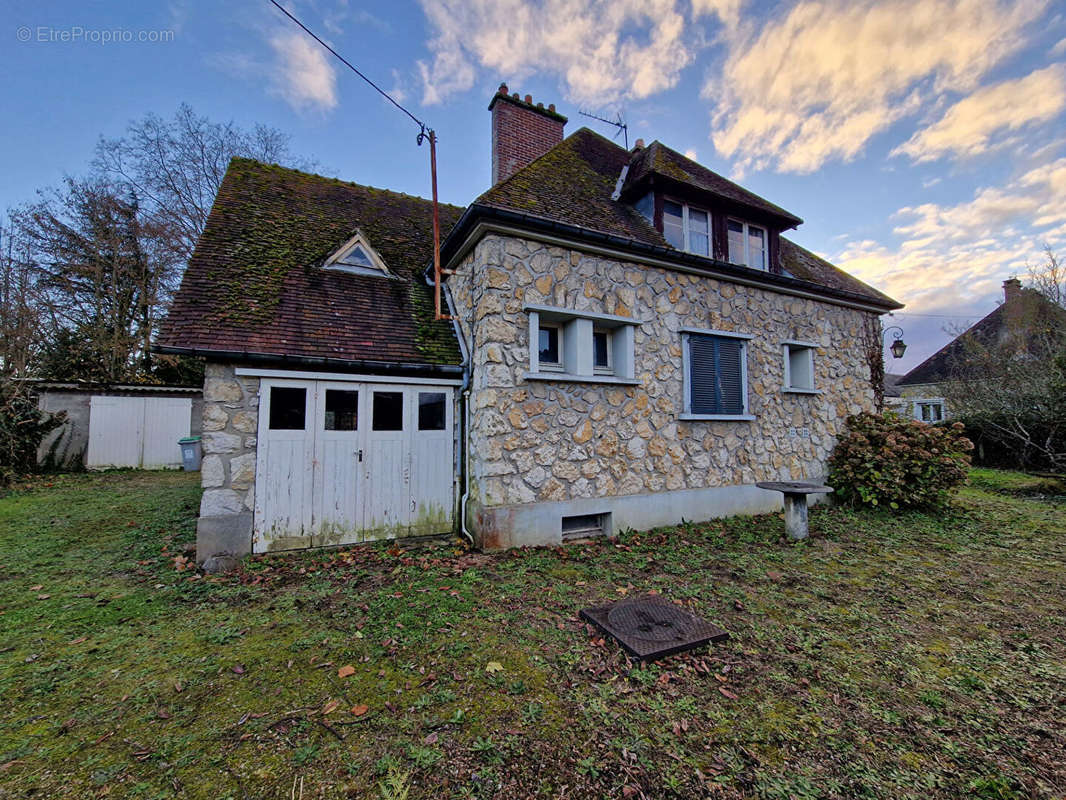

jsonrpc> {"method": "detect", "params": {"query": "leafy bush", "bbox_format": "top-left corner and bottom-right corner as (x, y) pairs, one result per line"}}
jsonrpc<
(828, 412), (973, 510)
(0, 379), (65, 486)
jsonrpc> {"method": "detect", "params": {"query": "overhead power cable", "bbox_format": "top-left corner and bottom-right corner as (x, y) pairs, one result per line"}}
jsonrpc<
(267, 0), (427, 134)
(266, 0), (451, 321)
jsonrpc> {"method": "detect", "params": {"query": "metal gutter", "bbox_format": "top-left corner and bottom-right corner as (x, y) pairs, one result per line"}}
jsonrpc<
(153, 345), (464, 377)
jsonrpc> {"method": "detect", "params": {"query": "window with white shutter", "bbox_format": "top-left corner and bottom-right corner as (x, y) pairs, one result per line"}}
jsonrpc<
(681, 329), (753, 420)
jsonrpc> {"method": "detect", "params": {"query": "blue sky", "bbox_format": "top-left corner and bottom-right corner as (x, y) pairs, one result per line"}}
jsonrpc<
(3, 0), (1065, 373)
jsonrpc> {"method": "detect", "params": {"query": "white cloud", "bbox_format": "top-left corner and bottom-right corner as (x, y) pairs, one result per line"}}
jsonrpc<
(1052, 37), (1066, 56)
(708, 0), (1047, 174)
(691, 0), (745, 27)
(833, 154), (1066, 364)
(269, 29), (338, 112)
(894, 64), (1066, 162)
(417, 0), (693, 106)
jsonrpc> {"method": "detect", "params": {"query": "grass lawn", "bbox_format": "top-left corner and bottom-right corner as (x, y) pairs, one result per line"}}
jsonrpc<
(0, 469), (1063, 799)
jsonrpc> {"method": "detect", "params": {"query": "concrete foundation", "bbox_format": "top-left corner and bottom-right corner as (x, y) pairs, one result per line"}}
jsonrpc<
(470, 482), (829, 550)
(196, 512), (254, 560)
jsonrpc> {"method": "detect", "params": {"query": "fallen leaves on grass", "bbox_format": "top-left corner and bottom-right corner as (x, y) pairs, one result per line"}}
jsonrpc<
(337, 665), (356, 679)
(321, 699), (340, 715)
(485, 661), (504, 673)
(350, 704), (369, 716)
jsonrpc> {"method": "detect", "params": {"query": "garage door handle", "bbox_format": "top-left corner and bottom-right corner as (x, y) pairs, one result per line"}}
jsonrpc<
(355, 449), (363, 462)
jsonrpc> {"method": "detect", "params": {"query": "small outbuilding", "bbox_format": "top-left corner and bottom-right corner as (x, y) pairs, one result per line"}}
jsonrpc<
(34, 382), (203, 469)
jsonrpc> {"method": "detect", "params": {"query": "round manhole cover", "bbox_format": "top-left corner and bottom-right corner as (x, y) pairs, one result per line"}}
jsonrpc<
(607, 601), (694, 643)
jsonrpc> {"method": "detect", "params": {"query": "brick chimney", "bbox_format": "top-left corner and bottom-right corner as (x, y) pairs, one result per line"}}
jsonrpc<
(489, 83), (566, 186)
(1003, 277), (1022, 303)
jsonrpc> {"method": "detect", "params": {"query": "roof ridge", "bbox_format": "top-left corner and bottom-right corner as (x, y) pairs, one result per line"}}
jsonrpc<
(228, 156), (467, 213)
(475, 127), (622, 203)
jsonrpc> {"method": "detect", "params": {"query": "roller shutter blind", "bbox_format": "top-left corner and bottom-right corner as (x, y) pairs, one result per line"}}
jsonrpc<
(688, 334), (745, 415)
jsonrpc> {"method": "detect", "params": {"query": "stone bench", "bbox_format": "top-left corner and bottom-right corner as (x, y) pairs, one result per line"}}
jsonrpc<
(756, 481), (834, 541)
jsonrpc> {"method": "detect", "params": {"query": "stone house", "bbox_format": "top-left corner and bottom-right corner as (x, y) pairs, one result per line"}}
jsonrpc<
(158, 85), (901, 562)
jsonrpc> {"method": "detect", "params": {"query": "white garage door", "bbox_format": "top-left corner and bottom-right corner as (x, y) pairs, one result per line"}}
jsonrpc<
(86, 396), (192, 469)
(254, 378), (455, 553)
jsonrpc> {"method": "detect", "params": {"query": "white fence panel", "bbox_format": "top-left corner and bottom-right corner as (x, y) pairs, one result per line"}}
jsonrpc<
(142, 398), (192, 468)
(87, 396), (191, 469)
(87, 397), (145, 468)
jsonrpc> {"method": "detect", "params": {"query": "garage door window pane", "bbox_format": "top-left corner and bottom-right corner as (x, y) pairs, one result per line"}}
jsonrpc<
(325, 390), (358, 431)
(418, 393), (446, 431)
(269, 387), (306, 430)
(373, 391), (404, 431)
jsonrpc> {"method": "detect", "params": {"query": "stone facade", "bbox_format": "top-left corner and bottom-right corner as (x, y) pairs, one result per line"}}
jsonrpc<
(448, 234), (878, 546)
(196, 362), (260, 560)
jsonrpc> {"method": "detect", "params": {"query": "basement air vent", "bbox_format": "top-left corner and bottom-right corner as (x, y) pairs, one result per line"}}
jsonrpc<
(561, 512), (610, 541)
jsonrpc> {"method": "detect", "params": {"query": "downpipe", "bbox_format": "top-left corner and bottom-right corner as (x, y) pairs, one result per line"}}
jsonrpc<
(459, 387), (474, 547)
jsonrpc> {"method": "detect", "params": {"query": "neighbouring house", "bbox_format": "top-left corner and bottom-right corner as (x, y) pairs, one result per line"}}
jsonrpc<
(883, 370), (945, 423)
(896, 278), (1065, 421)
(158, 85), (901, 562)
(33, 381), (202, 469)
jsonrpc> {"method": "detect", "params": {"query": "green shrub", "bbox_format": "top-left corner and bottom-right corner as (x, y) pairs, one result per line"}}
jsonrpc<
(828, 412), (973, 510)
(0, 378), (65, 486)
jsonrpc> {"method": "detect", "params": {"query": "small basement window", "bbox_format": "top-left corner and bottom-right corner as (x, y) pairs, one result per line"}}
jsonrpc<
(561, 512), (610, 541)
(783, 342), (818, 393)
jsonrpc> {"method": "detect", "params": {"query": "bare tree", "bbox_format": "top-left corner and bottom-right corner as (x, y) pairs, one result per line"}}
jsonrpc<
(0, 219), (44, 377)
(12, 178), (181, 382)
(1029, 246), (1064, 309)
(93, 103), (312, 261)
(942, 249), (1066, 471)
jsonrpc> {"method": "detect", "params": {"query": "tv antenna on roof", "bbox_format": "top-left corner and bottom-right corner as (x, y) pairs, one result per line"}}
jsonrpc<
(578, 110), (628, 149)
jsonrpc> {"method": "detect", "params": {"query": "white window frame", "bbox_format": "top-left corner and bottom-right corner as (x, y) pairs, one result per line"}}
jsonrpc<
(679, 327), (755, 421)
(782, 340), (820, 394)
(726, 218), (768, 271)
(914, 398), (945, 423)
(322, 230), (392, 277)
(536, 323), (564, 372)
(592, 328), (613, 374)
(663, 198), (712, 257)
(524, 305), (641, 386)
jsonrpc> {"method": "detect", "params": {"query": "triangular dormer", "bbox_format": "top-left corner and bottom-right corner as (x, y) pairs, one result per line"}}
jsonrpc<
(322, 230), (391, 277)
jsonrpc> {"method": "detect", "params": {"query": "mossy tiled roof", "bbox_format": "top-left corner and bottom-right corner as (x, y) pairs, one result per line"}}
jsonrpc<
(477, 127), (665, 243)
(158, 158), (464, 368)
(778, 238), (898, 308)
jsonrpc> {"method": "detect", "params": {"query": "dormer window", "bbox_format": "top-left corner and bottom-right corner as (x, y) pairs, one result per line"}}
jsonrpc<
(663, 200), (710, 257)
(322, 231), (391, 277)
(727, 220), (767, 270)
